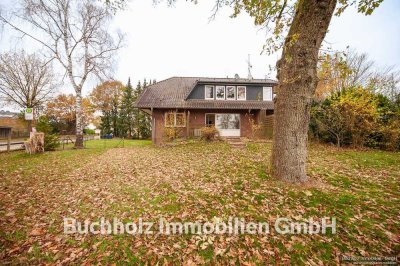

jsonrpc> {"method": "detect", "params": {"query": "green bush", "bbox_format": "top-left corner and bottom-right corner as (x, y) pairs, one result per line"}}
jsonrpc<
(83, 128), (95, 135)
(44, 134), (60, 151)
(36, 116), (54, 134)
(36, 115), (60, 151)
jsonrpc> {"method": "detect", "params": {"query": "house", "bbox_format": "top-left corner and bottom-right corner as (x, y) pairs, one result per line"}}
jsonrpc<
(135, 77), (277, 144)
(0, 110), (28, 138)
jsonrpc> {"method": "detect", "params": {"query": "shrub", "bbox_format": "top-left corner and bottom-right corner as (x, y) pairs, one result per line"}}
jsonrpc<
(35, 115), (60, 151)
(200, 126), (219, 141)
(44, 134), (60, 151)
(83, 128), (95, 135)
(163, 127), (183, 142)
(245, 113), (262, 140)
(36, 116), (54, 134)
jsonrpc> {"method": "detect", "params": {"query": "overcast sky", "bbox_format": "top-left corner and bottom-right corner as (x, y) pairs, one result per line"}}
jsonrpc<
(0, 0), (399, 101)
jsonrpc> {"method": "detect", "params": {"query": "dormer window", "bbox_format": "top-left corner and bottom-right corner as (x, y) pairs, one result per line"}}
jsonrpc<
(205, 85), (214, 100)
(226, 86), (236, 100)
(237, 86), (246, 100)
(216, 86), (225, 100)
(263, 87), (273, 101)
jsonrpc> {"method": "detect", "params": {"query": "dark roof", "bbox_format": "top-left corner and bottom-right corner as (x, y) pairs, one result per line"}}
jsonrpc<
(135, 77), (277, 110)
(0, 110), (19, 118)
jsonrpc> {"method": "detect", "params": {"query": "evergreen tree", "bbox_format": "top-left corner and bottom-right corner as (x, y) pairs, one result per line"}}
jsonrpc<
(132, 79), (151, 139)
(100, 110), (113, 135)
(118, 78), (136, 138)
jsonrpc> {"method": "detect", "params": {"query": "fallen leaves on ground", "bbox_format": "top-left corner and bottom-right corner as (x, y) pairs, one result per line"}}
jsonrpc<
(0, 141), (399, 264)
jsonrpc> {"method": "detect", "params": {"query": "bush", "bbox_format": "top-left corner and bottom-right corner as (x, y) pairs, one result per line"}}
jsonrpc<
(84, 128), (95, 135)
(200, 126), (219, 141)
(163, 127), (183, 142)
(36, 116), (54, 134)
(310, 88), (400, 150)
(44, 134), (60, 151)
(36, 115), (60, 151)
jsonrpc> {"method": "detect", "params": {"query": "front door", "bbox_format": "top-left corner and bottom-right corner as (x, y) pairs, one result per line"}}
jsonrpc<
(215, 114), (240, 137)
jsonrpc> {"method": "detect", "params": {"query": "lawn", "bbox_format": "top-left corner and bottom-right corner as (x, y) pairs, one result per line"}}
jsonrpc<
(0, 140), (399, 264)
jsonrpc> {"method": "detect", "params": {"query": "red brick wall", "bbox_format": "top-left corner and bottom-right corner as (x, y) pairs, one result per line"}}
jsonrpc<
(151, 109), (261, 144)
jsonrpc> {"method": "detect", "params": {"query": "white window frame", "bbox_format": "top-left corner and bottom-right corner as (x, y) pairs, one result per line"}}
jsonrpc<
(226, 86), (236, 100)
(204, 85), (214, 100)
(237, 86), (247, 100)
(165, 112), (186, 127)
(204, 113), (241, 129)
(216, 86), (225, 100)
(263, 87), (273, 101)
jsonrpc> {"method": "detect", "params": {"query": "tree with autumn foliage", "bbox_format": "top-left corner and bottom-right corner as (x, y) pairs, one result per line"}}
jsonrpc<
(311, 87), (400, 150)
(89, 79), (152, 138)
(45, 94), (94, 134)
(316, 50), (400, 100)
(89, 81), (124, 137)
(311, 49), (400, 149)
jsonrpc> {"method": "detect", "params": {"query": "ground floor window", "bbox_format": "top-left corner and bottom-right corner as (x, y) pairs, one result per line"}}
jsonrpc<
(205, 114), (215, 127)
(205, 114), (240, 129)
(205, 113), (240, 137)
(165, 112), (186, 127)
(216, 114), (240, 129)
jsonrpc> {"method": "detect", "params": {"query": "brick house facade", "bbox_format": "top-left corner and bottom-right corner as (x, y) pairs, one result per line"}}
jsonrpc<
(135, 77), (277, 144)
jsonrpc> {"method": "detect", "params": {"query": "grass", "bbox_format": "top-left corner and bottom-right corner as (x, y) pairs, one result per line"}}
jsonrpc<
(0, 140), (399, 265)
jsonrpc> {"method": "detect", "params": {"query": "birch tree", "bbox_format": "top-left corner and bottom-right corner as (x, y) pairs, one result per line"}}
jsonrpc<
(0, 0), (123, 148)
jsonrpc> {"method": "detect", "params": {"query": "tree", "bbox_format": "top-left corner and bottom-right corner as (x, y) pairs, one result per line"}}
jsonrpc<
(0, 51), (57, 110)
(339, 88), (379, 147)
(316, 50), (400, 100)
(195, 0), (384, 182)
(0, 0), (123, 148)
(45, 94), (94, 134)
(313, 88), (379, 147)
(89, 80), (124, 136)
(315, 52), (353, 99)
(133, 79), (152, 139)
(119, 78), (136, 137)
(312, 102), (348, 147)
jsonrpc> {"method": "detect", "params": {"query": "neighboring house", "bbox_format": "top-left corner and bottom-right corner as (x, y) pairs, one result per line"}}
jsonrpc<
(0, 110), (28, 138)
(135, 77), (277, 144)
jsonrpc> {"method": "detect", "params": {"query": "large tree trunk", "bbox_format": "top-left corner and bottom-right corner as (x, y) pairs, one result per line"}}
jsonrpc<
(74, 91), (84, 148)
(271, 0), (337, 183)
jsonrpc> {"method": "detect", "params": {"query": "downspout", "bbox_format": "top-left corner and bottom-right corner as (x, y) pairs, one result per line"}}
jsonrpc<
(151, 107), (155, 144)
(186, 110), (190, 139)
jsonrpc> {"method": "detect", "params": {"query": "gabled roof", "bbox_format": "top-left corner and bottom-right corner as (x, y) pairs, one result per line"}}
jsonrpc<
(135, 77), (277, 110)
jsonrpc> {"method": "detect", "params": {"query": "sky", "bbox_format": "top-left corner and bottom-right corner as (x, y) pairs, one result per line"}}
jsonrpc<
(0, 0), (399, 105)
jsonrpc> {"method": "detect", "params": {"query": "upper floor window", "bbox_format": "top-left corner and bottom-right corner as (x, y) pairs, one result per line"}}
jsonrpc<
(263, 87), (273, 101)
(203, 85), (249, 100)
(205, 85), (214, 100)
(216, 86), (225, 100)
(226, 86), (236, 100)
(237, 86), (246, 100)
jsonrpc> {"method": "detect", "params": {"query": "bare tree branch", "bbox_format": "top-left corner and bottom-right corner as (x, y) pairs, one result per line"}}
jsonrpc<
(0, 51), (58, 109)
(1, 0), (124, 147)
